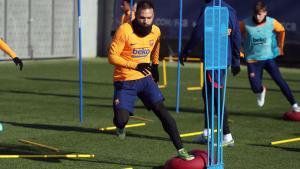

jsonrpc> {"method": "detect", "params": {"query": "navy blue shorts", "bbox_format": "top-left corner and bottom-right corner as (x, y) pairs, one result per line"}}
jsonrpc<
(113, 76), (164, 114)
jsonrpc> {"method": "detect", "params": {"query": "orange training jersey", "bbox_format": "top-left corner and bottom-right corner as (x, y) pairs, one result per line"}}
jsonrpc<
(108, 22), (160, 81)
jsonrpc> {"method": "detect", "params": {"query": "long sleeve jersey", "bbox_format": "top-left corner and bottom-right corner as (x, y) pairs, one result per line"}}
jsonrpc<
(183, 2), (241, 68)
(108, 22), (160, 81)
(0, 39), (17, 58)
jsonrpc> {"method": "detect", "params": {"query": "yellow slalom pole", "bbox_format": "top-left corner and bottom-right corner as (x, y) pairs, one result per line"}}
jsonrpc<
(130, 116), (153, 122)
(187, 62), (204, 91)
(200, 62), (203, 89)
(159, 59), (167, 89)
(123, 167), (133, 169)
(180, 129), (217, 138)
(270, 137), (300, 145)
(99, 123), (146, 131)
(162, 59), (167, 86)
(0, 154), (95, 159)
(19, 139), (59, 152)
(186, 87), (202, 91)
(164, 57), (201, 62)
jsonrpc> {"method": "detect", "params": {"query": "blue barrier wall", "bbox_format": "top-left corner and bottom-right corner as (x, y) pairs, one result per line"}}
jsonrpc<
(113, 0), (300, 66)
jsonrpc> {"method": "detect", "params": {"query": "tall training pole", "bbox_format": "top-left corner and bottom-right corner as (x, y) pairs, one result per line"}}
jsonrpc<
(130, 0), (134, 20)
(175, 0), (183, 113)
(204, 0), (228, 168)
(78, 0), (83, 123)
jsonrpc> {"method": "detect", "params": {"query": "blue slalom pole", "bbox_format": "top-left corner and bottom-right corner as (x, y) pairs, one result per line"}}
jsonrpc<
(175, 0), (183, 113)
(78, 0), (83, 123)
(130, 0), (133, 20)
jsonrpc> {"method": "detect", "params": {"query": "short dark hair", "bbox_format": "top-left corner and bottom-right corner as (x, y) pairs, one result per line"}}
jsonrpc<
(136, 0), (155, 14)
(254, 1), (267, 14)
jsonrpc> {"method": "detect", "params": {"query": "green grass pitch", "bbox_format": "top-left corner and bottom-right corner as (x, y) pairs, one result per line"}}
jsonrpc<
(0, 58), (299, 169)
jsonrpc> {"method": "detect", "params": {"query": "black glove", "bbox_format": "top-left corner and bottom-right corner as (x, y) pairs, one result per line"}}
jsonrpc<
(179, 52), (188, 66)
(231, 66), (240, 76)
(151, 64), (159, 83)
(110, 30), (116, 37)
(13, 57), (23, 71)
(275, 55), (284, 62)
(136, 63), (151, 76)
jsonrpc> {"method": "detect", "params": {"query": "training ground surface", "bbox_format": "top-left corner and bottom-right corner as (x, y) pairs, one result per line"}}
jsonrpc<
(0, 58), (299, 169)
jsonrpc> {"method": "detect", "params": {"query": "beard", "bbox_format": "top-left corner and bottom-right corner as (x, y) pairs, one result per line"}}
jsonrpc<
(132, 19), (152, 37)
(252, 16), (266, 25)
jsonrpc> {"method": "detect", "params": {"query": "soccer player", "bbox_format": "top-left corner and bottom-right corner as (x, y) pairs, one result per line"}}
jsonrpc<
(111, 0), (136, 37)
(240, 1), (300, 112)
(180, 0), (241, 147)
(108, 0), (194, 161)
(0, 38), (23, 131)
(120, 0), (136, 24)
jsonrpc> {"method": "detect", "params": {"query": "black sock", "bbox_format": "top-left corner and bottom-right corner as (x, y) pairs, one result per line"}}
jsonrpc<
(113, 109), (129, 129)
(152, 101), (183, 150)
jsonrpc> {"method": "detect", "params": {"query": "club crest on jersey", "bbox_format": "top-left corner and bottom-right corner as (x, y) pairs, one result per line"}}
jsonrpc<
(114, 99), (120, 105)
(149, 40), (154, 46)
(132, 48), (150, 58)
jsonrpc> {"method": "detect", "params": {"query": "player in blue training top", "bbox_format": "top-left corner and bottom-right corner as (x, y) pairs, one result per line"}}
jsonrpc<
(240, 1), (300, 112)
(180, 0), (241, 147)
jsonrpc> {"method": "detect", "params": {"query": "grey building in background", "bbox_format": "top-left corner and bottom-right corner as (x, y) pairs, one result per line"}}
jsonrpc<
(0, 0), (111, 60)
(98, 0), (115, 57)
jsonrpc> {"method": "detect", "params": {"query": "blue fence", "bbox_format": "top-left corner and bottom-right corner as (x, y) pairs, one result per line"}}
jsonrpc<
(113, 0), (300, 66)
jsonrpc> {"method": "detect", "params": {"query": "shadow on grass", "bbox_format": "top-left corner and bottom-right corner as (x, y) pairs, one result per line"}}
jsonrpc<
(0, 143), (65, 163)
(263, 77), (300, 83)
(88, 103), (284, 121)
(227, 85), (300, 93)
(0, 89), (111, 100)
(3, 121), (105, 134)
(0, 143), (165, 167)
(248, 143), (300, 153)
(3, 121), (198, 145)
(65, 156), (164, 168)
(228, 111), (283, 121)
(88, 104), (203, 114)
(0, 122), (178, 167)
(24, 77), (113, 86)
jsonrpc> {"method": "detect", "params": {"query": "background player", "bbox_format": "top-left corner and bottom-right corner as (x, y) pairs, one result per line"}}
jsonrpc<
(180, 0), (241, 146)
(240, 1), (300, 112)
